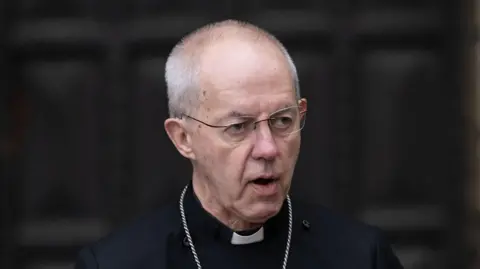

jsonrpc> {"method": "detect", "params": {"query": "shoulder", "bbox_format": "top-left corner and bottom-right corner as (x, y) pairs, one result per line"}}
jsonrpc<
(75, 202), (180, 269)
(294, 200), (379, 241)
(293, 200), (403, 268)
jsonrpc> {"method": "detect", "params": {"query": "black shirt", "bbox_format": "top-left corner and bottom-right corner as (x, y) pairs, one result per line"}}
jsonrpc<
(75, 182), (404, 269)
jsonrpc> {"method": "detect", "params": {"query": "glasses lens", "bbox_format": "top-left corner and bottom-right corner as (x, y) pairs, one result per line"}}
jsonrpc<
(223, 119), (255, 143)
(221, 105), (307, 144)
(270, 106), (306, 136)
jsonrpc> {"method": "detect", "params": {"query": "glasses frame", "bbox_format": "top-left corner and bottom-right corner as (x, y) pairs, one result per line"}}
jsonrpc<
(181, 104), (307, 143)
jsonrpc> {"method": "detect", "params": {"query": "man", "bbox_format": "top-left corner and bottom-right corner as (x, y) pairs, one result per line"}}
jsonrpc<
(75, 20), (403, 269)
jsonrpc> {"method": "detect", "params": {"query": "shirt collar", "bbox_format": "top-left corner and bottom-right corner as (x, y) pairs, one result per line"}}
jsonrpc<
(230, 226), (264, 245)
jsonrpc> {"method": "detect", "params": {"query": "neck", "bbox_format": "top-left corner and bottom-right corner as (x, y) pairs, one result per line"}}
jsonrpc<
(191, 175), (262, 231)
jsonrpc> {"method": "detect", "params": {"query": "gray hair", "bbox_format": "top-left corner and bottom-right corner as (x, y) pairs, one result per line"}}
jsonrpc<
(164, 20), (301, 118)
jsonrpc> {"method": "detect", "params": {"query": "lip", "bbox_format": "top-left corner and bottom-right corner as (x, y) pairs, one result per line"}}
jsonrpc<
(249, 178), (280, 196)
(248, 174), (279, 183)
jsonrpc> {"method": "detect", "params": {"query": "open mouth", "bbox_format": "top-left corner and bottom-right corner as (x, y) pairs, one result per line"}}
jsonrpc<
(252, 178), (277, 185)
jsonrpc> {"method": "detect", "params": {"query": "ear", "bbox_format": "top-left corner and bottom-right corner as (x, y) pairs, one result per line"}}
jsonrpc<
(164, 118), (196, 160)
(298, 98), (307, 116)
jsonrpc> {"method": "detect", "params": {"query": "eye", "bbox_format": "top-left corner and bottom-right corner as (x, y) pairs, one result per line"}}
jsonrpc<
(270, 116), (293, 129)
(225, 121), (249, 136)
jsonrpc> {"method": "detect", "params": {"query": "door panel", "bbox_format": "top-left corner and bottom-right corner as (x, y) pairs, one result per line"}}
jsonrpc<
(2, 0), (466, 268)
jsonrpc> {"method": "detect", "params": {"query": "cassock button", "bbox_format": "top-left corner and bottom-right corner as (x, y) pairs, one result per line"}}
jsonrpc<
(302, 220), (310, 230)
(183, 236), (190, 247)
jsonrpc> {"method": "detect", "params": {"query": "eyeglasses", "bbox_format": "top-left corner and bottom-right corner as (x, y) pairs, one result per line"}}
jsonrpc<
(182, 105), (307, 144)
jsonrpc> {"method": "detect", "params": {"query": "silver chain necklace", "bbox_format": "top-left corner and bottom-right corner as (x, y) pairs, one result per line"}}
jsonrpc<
(179, 185), (293, 269)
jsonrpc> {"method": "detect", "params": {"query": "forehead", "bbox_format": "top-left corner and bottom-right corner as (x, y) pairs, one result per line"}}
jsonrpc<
(198, 39), (296, 117)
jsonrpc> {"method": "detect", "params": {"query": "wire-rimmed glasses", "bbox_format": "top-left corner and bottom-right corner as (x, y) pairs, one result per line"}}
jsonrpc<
(182, 105), (307, 144)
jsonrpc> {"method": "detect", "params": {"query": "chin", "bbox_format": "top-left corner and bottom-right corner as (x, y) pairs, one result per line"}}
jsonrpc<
(245, 198), (284, 223)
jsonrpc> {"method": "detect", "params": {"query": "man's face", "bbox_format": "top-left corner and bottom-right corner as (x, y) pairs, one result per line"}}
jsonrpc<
(188, 39), (306, 224)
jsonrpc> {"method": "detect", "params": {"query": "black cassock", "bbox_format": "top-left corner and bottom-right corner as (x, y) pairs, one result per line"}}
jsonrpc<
(75, 182), (404, 269)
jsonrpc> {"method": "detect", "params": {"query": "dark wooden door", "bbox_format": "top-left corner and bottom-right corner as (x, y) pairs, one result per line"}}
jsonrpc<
(1, 0), (468, 268)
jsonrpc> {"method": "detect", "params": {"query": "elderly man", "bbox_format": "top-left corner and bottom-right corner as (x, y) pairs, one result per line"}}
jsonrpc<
(75, 20), (403, 269)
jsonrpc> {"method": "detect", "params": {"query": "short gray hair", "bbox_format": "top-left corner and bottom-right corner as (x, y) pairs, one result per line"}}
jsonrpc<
(164, 20), (301, 118)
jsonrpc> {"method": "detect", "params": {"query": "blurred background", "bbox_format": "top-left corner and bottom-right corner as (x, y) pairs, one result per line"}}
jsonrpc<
(0, 0), (479, 268)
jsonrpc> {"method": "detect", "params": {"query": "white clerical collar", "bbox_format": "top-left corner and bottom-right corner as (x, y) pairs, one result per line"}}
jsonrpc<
(230, 227), (264, 245)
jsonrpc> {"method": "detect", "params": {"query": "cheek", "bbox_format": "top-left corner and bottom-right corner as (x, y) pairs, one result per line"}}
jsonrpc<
(199, 139), (248, 179)
(219, 146), (253, 196)
(281, 135), (301, 161)
(221, 147), (248, 179)
(191, 133), (220, 172)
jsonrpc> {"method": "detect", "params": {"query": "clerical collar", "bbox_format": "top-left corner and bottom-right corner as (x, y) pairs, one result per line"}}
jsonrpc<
(183, 181), (288, 245)
(231, 226), (264, 245)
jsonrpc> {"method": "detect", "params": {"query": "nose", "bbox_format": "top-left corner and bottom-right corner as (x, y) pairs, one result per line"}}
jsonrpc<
(251, 122), (280, 161)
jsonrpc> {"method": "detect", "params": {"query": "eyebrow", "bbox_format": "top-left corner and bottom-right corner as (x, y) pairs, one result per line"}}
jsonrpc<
(226, 111), (253, 118)
(277, 103), (295, 111)
(221, 103), (296, 121)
